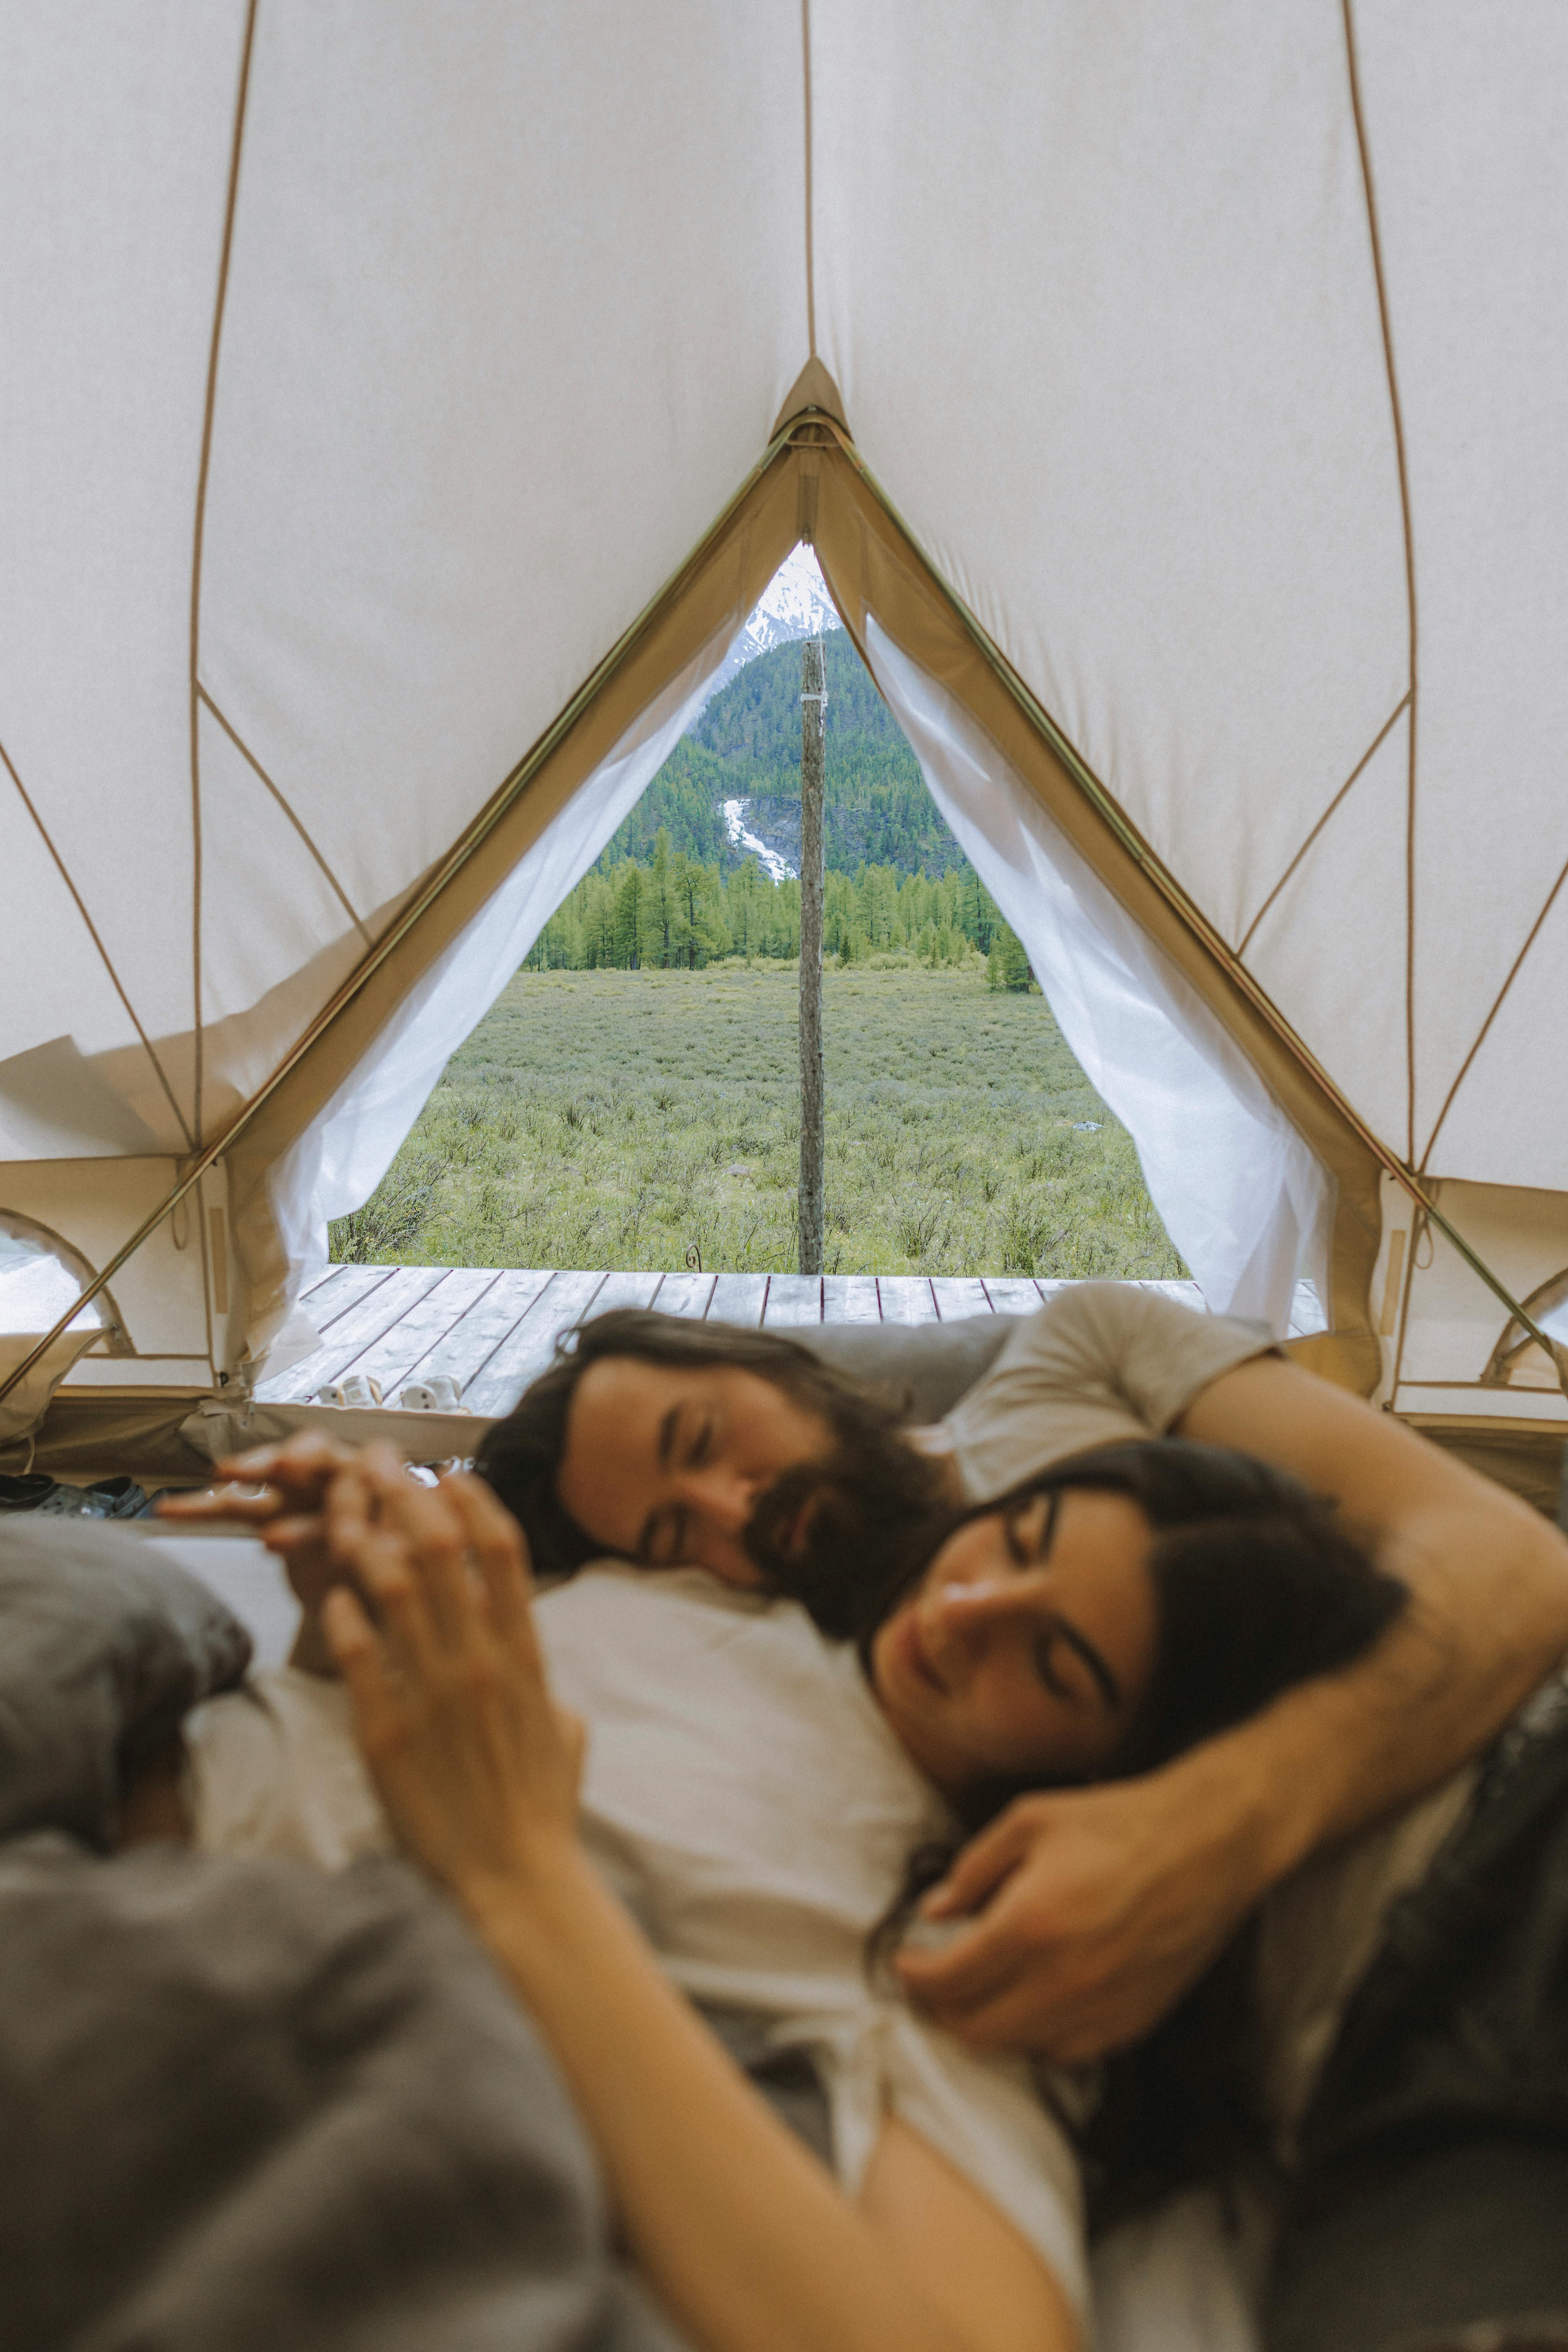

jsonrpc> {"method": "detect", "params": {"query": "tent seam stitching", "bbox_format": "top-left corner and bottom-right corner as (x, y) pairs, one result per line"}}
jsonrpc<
(806, 430), (1562, 1369)
(1236, 690), (1409, 957)
(801, 0), (816, 354)
(0, 732), (195, 1154)
(1342, 0), (1420, 1164)
(1417, 850), (1568, 1176)
(189, 0), (260, 1164)
(196, 686), (373, 946)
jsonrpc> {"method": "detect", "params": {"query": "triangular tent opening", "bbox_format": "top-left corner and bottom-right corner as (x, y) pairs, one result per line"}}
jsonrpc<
(7, 12), (1568, 1493)
(12, 412), (1560, 1487)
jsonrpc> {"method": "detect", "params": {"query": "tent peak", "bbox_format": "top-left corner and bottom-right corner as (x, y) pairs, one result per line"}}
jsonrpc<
(771, 356), (848, 440)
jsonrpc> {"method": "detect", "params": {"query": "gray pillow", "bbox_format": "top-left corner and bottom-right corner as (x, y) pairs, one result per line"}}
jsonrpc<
(793, 1312), (1021, 1425)
(0, 1518), (251, 1849)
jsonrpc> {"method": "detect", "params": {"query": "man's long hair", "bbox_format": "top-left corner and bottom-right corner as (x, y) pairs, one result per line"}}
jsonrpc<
(476, 1308), (948, 1619)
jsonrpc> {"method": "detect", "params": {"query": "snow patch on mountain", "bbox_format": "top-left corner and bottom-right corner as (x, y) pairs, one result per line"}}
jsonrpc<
(699, 544), (842, 710)
(722, 797), (797, 884)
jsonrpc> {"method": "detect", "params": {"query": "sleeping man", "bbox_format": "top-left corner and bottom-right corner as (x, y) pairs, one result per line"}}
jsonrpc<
(172, 1285), (1568, 2057)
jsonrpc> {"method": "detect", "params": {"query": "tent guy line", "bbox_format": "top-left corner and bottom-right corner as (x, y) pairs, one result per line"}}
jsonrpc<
(801, 421), (1566, 1392)
(186, 0), (261, 1156)
(196, 684), (372, 945)
(1340, 0), (1422, 1168)
(0, 732), (194, 1154)
(1236, 691), (1412, 960)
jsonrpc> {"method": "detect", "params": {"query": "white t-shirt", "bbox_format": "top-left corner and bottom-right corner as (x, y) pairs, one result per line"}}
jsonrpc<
(187, 1563), (1092, 2315)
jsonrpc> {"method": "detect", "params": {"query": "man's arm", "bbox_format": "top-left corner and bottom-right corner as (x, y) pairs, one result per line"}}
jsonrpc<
(897, 1354), (1568, 2063)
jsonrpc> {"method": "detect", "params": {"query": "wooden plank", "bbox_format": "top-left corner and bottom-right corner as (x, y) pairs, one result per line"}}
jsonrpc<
(300, 1263), (397, 1331)
(930, 1276), (992, 1321)
(707, 1272), (770, 1327)
(652, 1271), (717, 1320)
(462, 1270), (609, 1416)
(259, 1265), (451, 1402)
(1034, 1279), (1071, 1311)
(590, 1271), (666, 1315)
(764, 1273), (822, 1326)
(298, 1262), (378, 1316)
(982, 1277), (1049, 1317)
(352, 1267), (501, 1399)
(877, 1276), (938, 1325)
(822, 1274), (881, 1324)
(412, 1268), (556, 1397)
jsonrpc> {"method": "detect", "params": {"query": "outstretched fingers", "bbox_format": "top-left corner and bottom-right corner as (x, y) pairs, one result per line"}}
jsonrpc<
(438, 1471), (538, 1657)
(325, 1448), (443, 1677)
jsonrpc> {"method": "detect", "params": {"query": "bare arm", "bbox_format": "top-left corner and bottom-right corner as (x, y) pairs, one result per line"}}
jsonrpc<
(898, 1355), (1568, 2061)
(1174, 1352), (1568, 1865)
(324, 1456), (1077, 2352)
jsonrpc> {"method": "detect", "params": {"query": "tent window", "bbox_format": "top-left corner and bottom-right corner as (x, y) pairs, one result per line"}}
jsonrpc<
(1483, 1270), (1568, 1388)
(0, 1213), (106, 1339)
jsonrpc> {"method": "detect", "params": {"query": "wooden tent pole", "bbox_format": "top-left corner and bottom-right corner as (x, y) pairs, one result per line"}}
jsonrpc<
(798, 637), (827, 1275)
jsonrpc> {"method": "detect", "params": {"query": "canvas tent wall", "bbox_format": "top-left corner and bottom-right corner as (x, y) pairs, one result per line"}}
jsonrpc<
(2, 2), (1566, 1472)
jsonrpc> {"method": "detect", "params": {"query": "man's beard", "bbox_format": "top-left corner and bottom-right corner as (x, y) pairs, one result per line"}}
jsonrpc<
(741, 1427), (953, 1644)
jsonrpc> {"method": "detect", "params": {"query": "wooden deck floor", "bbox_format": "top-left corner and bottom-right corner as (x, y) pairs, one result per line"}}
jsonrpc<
(258, 1266), (1325, 1421)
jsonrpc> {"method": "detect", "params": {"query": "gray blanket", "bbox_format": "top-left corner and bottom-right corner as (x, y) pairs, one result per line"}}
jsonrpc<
(0, 1520), (681, 2352)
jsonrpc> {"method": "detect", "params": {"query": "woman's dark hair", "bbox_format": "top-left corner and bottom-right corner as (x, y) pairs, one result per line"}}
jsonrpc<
(859, 1436), (1407, 1799)
(866, 1436), (1405, 1968)
(862, 1437), (1408, 2212)
(476, 1307), (947, 1600)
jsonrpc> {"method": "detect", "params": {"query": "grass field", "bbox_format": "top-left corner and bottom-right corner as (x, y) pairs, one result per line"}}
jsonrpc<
(330, 961), (1186, 1281)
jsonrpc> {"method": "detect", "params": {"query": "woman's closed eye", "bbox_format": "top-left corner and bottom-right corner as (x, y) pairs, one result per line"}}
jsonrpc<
(685, 1416), (714, 1469)
(1031, 1626), (1077, 1702)
(1004, 1490), (1060, 1571)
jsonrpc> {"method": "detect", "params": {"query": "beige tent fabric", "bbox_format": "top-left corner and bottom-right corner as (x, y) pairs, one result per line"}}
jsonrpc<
(807, 443), (1384, 1393)
(226, 455), (806, 1360)
(4, 5), (1568, 1442)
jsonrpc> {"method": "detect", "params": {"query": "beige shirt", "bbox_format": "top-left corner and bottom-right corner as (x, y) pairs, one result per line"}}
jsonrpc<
(939, 1279), (1274, 1501)
(935, 1280), (1477, 2147)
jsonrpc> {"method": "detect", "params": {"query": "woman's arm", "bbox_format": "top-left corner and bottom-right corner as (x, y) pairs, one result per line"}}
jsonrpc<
(322, 1453), (1077, 2352)
(897, 1352), (1568, 2062)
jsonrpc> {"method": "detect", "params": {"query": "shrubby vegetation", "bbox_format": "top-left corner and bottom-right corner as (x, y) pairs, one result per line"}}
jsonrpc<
(330, 631), (1178, 1280)
(331, 964), (1184, 1281)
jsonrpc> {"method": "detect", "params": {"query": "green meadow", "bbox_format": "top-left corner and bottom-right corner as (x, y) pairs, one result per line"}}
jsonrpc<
(331, 960), (1186, 1282)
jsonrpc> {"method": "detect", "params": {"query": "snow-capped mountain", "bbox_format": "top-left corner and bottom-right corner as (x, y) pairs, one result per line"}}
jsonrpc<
(699, 544), (842, 709)
(737, 542), (843, 659)
(672, 545), (841, 884)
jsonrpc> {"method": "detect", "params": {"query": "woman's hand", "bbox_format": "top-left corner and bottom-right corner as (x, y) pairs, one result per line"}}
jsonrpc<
(322, 1447), (584, 1907)
(157, 1433), (363, 1673)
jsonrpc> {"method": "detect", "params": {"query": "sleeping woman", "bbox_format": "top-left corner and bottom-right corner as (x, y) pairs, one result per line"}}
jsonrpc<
(182, 1434), (1404, 2352)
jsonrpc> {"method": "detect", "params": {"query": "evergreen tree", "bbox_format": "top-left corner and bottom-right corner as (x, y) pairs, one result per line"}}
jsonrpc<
(613, 864), (645, 968)
(987, 924), (1034, 993)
